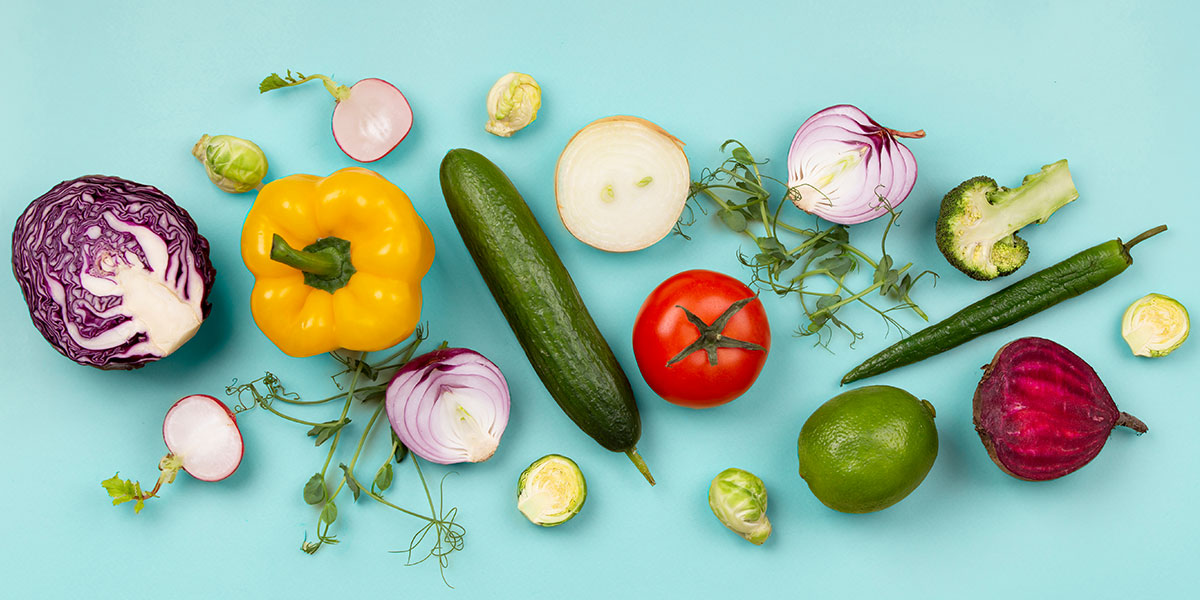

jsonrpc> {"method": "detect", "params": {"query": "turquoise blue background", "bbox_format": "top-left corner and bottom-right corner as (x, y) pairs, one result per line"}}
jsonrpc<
(3, 0), (1197, 596)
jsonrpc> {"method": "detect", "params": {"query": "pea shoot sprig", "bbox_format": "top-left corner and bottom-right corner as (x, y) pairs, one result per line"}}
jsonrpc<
(681, 140), (936, 346)
(226, 327), (465, 587)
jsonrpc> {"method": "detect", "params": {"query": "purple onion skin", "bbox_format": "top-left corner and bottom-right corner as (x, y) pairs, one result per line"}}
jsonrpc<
(11, 176), (215, 369)
(974, 337), (1147, 481)
(393, 347), (484, 380)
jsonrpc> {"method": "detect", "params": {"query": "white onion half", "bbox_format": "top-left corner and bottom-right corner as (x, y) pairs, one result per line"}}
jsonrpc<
(555, 116), (690, 252)
(385, 348), (510, 465)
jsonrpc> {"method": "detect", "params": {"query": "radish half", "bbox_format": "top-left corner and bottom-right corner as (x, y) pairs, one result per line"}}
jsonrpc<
(331, 79), (414, 162)
(555, 116), (690, 252)
(162, 394), (244, 482)
(260, 71), (414, 163)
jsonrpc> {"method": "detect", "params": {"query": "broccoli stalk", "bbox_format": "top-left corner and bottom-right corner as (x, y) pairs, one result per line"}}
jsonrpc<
(935, 160), (1078, 280)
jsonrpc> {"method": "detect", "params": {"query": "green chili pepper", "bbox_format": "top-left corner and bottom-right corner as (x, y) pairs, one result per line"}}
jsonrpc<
(842, 226), (1167, 384)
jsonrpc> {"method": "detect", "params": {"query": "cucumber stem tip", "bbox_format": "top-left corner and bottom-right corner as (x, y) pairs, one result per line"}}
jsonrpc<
(625, 448), (655, 486)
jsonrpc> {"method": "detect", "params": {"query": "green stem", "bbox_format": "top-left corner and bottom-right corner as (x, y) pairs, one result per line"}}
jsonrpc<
(374, 332), (427, 365)
(361, 487), (437, 522)
(270, 234), (338, 276)
(371, 440), (401, 490)
(625, 448), (655, 485)
(270, 73), (350, 101)
(257, 399), (328, 427)
(330, 401), (386, 500)
(839, 243), (877, 268)
(287, 385), (385, 406)
(322, 354), (365, 477)
(414, 459), (439, 515)
(812, 264), (913, 318)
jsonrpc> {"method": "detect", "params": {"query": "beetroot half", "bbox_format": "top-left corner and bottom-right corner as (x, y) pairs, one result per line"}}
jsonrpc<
(973, 337), (1146, 481)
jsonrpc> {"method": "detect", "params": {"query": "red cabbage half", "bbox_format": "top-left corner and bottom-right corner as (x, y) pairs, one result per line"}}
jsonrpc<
(11, 176), (216, 369)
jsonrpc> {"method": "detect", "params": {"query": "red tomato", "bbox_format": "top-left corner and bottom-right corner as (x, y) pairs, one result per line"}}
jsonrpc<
(632, 269), (770, 408)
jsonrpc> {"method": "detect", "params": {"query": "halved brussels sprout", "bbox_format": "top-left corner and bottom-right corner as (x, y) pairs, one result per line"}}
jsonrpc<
(485, 72), (541, 137)
(517, 454), (586, 527)
(192, 134), (268, 193)
(1122, 293), (1189, 357)
(708, 467), (771, 545)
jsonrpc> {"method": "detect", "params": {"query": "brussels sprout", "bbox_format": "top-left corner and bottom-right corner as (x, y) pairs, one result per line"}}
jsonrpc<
(192, 134), (269, 193)
(517, 454), (585, 527)
(484, 72), (541, 137)
(708, 467), (771, 545)
(1122, 293), (1189, 357)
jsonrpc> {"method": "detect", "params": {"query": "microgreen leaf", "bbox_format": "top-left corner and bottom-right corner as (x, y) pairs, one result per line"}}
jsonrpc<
(816, 294), (842, 311)
(320, 502), (338, 525)
(101, 474), (139, 507)
(756, 237), (787, 255)
(874, 255), (894, 285)
(819, 255), (854, 277)
(308, 419), (349, 446)
(731, 146), (755, 166)
(374, 462), (394, 492)
(258, 72), (294, 93)
(339, 463), (362, 501)
(392, 432), (409, 464)
(719, 210), (748, 232)
(304, 473), (326, 505)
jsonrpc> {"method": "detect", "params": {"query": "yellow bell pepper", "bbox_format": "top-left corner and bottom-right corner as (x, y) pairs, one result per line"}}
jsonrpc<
(241, 167), (435, 357)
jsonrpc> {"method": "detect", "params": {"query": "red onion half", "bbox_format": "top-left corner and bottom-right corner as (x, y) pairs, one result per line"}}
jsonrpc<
(787, 105), (923, 225)
(385, 348), (510, 465)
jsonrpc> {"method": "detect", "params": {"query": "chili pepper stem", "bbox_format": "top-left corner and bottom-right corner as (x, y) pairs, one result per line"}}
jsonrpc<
(625, 448), (655, 486)
(270, 234), (339, 276)
(1122, 225), (1167, 253)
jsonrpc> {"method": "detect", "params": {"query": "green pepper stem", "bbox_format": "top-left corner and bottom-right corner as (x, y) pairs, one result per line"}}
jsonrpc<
(270, 234), (339, 276)
(1122, 225), (1167, 253)
(625, 448), (655, 486)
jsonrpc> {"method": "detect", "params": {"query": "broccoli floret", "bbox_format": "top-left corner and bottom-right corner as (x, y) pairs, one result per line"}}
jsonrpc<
(935, 160), (1078, 280)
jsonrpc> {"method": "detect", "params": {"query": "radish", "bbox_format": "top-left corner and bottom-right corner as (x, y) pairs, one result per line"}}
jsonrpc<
(102, 394), (244, 513)
(260, 70), (414, 163)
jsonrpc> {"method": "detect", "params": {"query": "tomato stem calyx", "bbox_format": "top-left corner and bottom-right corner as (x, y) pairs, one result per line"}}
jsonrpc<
(667, 297), (766, 367)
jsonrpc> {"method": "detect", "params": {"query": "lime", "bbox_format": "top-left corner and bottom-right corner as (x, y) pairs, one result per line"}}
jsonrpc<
(797, 385), (938, 513)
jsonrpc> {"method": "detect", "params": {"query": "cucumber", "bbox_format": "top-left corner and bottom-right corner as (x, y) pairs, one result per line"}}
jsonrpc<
(439, 149), (654, 485)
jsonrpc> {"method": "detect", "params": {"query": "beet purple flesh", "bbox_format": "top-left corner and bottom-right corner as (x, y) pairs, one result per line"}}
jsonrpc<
(974, 337), (1147, 481)
(11, 176), (216, 369)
